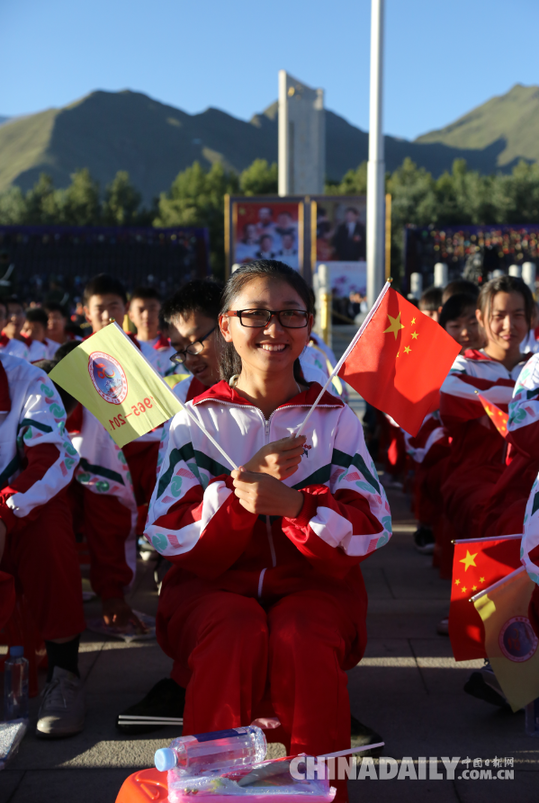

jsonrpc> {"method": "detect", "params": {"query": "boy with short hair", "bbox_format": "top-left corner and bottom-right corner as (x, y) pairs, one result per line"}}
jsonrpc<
(128, 287), (176, 377)
(0, 297), (29, 360)
(418, 286), (443, 322)
(0, 352), (86, 736)
(21, 307), (56, 361)
(44, 301), (81, 346)
(70, 274), (139, 628)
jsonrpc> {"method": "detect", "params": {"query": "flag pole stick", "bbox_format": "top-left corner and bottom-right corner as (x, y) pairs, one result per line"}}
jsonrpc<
(295, 280), (392, 437)
(469, 565), (526, 604)
(176, 399), (238, 471)
(110, 322), (239, 471)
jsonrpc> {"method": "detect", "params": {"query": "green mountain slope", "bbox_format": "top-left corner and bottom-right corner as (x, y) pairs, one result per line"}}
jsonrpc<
(0, 86), (536, 204)
(415, 83), (539, 167)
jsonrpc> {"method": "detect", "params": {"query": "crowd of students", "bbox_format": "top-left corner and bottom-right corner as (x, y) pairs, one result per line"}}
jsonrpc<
(1, 262), (539, 801)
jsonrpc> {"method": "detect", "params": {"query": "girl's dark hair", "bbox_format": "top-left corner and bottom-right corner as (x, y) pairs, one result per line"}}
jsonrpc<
(477, 275), (534, 331)
(219, 260), (314, 384)
(438, 293), (477, 331)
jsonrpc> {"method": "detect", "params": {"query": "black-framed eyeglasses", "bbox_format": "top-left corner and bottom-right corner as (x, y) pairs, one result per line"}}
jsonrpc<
(169, 326), (217, 365)
(227, 309), (309, 329)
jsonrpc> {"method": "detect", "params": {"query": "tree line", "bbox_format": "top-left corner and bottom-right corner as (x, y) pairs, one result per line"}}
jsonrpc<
(1, 157), (538, 280)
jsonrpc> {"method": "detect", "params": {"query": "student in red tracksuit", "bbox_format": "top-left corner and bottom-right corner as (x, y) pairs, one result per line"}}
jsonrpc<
(0, 353), (86, 737)
(408, 293), (484, 555)
(145, 261), (392, 801)
(480, 350), (539, 539)
(439, 276), (534, 541)
(69, 274), (139, 629)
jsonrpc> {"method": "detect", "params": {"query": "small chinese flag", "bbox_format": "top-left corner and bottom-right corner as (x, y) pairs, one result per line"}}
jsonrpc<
(477, 393), (509, 437)
(449, 535), (522, 661)
(338, 287), (461, 436)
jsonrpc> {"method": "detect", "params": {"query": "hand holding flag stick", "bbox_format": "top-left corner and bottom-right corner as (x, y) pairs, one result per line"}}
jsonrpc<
(297, 280), (461, 438)
(296, 280), (393, 437)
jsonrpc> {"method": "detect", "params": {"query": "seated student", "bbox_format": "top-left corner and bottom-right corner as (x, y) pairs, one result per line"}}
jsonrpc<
(44, 301), (81, 347)
(479, 350), (539, 540)
(0, 351), (85, 737)
(418, 286), (443, 322)
(409, 293), (485, 552)
(67, 275), (139, 629)
(145, 261), (392, 800)
(0, 297), (29, 360)
(439, 276), (533, 541)
(21, 307), (56, 361)
(127, 287), (176, 377)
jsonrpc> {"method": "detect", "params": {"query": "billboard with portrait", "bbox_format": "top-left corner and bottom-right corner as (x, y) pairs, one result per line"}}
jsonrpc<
(226, 197), (304, 276)
(310, 197), (367, 299)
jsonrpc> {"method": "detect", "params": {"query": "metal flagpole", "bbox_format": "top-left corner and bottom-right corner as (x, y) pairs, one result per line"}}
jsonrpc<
(366, 0), (386, 308)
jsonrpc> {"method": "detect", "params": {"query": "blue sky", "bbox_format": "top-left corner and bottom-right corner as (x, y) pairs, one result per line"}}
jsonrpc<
(2, 0), (538, 140)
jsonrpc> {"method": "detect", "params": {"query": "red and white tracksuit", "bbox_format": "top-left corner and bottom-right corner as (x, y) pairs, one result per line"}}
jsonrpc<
(439, 349), (528, 539)
(145, 380), (392, 763)
(480, 353), (539, 539)
(0, 353), (85, 640)
(0, 334), (28, 361)
(405, 411), (450, 528)
(67, 403), (138, 600)
(513, 354), (539, 635)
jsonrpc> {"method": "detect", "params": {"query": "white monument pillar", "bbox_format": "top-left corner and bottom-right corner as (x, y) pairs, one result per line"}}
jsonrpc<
(278, 71), (325, 196)
(366, 0), (386, 308)
(434, 262), (448, 288)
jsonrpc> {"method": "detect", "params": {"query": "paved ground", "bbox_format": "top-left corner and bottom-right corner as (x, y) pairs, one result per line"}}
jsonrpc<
(2, 487), (538, 803)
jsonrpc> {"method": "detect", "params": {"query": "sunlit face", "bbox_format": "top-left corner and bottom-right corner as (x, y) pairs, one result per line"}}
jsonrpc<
(128, 297), (161, 340)
(84, 293), (128, 333)
(445, 309), (482, 354)
(47, 310), (67, 337)
(21, 320), (46, 342)
(5, 302), (25, 338)
(476, 291), (529, 354)
(169, 311), (220, 387)
(220, 277), (312, 380)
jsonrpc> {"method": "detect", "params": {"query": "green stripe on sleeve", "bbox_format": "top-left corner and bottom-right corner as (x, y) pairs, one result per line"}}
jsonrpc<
(19, 418), (53, 434)
(332, 448), (381, 493)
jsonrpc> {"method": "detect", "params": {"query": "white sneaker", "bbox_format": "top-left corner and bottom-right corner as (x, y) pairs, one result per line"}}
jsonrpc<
(36, 666), (85, 738)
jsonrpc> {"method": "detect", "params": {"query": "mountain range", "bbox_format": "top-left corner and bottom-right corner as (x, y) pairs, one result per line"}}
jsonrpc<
(0, 83), (537, 205)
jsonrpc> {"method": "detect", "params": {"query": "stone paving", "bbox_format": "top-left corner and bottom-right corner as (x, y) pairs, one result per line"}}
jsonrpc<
(2, 488), (538, 803)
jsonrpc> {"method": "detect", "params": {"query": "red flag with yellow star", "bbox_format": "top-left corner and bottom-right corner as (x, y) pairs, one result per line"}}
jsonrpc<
(338, 287), (461, 436)
(477, 393), (509, 438)
(449, 535), (522, 661)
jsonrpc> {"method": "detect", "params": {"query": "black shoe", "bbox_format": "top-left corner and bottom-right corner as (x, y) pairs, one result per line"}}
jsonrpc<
(116, 678), (186, 734)
(351, 715), (383, 755)
(463, 662), (508, 707)
(413, 526), (435, 555)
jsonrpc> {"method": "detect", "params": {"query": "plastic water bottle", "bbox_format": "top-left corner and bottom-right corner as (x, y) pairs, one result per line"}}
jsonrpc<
(525, 698), (539, 736)
(155, 726), (267, 776)
(3, 646), (29, 722)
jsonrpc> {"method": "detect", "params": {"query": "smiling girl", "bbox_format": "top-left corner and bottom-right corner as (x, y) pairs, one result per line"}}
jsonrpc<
(145, 261), (391, 798)
(439, 275), (534, 540)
